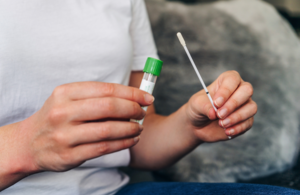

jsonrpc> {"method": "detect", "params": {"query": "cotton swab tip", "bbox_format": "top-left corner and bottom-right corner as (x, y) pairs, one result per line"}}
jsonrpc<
(177, 32), (186, 46)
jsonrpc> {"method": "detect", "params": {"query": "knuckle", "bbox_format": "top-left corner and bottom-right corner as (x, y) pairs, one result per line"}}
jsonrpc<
(48, 106), (67, 124)
(96, 142), (110, 155)
(132, 102), (143, 117)
(130, 88), (138, 101)
(53, 131), (68, 145)
(202, 102), (212, 116)
(244, 123), (250, 132)
(102, 98), (115, 113)
(98, 123), (111, 139)
(231, 70), (240, 77)
(230, 98), (239, 111)
(52, 85), (68, 99)
(248, 118), (254, 129)
(243, 82), (254, 96)
(244, 120), (252, 131)
(235, 112), (243, 123)
(231, 71), (242, 84)
(242, 122), (247, 132)
(222, 87), (232, 98)
(130, 123), (139, 134)
(58, 152), (73, 165)
(123, 138), (134, 148)
(237, 125), (243, 134)
(251, 101), (258, 115)
(239, 130), (247, 136)
(102, 83), (115, 96)
(237, 124), (243, 133)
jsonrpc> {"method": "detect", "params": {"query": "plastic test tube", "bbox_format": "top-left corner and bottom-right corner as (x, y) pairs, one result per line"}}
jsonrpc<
(131, 57), (163, 125)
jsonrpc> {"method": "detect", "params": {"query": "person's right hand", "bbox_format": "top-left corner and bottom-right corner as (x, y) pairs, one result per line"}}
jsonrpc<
(8, 82), (154, 173)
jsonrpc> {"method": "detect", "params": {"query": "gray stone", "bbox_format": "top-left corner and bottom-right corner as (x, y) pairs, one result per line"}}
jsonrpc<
(146, 0), (300, 182)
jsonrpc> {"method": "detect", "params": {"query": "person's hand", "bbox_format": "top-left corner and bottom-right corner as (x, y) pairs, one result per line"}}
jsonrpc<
(185, 71), (257, 142)
(6, 82), (154, 173)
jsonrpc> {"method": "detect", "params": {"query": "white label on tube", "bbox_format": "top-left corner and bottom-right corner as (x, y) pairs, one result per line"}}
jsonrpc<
(140, 79), (155, 94)
(131, 79), (155, 124)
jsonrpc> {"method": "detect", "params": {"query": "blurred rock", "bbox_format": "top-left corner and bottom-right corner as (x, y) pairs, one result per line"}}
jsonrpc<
(146, 0), (300, 182)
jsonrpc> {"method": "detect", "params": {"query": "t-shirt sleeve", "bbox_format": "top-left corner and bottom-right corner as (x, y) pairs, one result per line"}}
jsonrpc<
(130, 0), (159, 71)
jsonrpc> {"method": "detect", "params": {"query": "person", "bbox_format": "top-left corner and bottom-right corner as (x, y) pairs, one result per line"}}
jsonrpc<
(0, 0), (298, 195)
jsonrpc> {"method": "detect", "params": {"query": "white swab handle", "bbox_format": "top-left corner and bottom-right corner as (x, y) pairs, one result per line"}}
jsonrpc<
(177, 32), (231, 140)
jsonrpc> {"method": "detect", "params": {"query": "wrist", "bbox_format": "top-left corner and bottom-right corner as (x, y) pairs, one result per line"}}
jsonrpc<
(1, 121), (40, 176)
(179, 103), (204, 145)
(0, 121), (41, 191)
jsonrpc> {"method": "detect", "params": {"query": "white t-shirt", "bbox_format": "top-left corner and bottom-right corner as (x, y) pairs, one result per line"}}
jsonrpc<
(0, 0), (158, 194)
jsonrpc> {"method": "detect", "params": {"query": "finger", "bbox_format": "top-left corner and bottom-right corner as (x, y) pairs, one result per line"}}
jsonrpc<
(212, 71), (242, 108)
(219, 99), (257, 128)
(69, 121), (143, 145)
(69, 97), (146, 121)
(187, 89), (219, 123)
(71, 136), (140, 162)
(216, 82), (254, 119)
(53, 82), (154, 106)
(224, 117), (254, 137)
(194, 121), (229, 142)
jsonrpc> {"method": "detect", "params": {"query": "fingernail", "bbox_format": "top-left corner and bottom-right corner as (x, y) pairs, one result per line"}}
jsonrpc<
(222, 118), (230, 127)
(145, 94), (155, 104)
(214, 97), (224, 107)
(226, 129), (234, 136)
(134, 136), (140, 143)
(139, 124), (144, 132)
(218, 108), (228, 119)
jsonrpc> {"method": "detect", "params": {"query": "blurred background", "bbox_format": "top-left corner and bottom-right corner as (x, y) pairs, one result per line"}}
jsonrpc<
(169, 0), (300, 37)
(122, 0), (300, 191)
(170, 0), (300, 36)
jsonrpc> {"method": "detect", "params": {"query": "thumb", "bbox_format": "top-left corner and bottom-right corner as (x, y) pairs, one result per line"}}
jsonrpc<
(189, 90), (218, 121)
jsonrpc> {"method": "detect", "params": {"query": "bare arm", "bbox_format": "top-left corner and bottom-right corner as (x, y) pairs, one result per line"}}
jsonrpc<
(0, 122), (38, 191)
(129, 71), (257, 170)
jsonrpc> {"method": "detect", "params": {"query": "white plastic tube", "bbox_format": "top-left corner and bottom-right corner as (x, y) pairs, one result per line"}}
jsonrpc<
(133, 73), (157, 125)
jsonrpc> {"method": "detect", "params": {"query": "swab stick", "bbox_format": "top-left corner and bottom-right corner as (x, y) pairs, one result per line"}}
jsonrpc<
(177, 32), (231, 139)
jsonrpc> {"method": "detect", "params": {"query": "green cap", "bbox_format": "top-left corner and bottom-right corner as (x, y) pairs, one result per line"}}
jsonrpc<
(143, 57), (163, 76)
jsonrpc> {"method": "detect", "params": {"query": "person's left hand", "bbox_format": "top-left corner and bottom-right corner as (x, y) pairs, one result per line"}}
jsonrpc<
(185, 70), (257, 142)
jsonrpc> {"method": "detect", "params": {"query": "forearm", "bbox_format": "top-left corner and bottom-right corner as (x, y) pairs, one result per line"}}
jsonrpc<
(0, 122), (38, 191)
(0, 170), (31, 192)
(129, 104), (203, 170)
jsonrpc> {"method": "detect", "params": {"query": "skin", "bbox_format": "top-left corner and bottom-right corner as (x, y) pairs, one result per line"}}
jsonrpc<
(0, 70), (257, 191)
